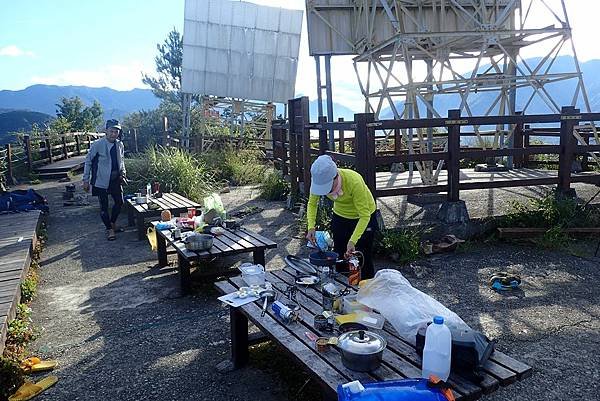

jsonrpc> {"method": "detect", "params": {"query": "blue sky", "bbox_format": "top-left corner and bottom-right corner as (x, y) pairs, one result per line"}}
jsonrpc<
(1, 0), (598, 111)
(0, 0), (185, 91)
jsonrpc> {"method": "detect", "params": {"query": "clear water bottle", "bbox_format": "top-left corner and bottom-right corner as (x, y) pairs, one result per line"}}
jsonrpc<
(422, 316), (452, 382)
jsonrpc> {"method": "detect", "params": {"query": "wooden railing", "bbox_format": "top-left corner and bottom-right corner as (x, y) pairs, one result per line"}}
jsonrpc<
(0, 132), (102, 185)
(274, 97), (600, 201)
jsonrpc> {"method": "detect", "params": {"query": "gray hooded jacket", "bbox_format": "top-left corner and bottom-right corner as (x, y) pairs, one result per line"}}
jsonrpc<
(83, 137), (126, 189)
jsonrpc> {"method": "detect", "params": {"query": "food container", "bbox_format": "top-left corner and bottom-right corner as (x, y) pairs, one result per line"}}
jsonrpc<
(183, 233), (213, 251)
(135, 195), (147, 204)
(238, 263), (265, 287)
(337, 330), (387, 372)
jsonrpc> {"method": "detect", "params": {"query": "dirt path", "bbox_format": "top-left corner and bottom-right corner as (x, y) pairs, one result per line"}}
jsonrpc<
(23, 178), (600, 401)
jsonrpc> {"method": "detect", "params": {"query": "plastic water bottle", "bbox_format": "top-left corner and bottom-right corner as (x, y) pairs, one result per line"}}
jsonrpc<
(422, 316), (452, 382)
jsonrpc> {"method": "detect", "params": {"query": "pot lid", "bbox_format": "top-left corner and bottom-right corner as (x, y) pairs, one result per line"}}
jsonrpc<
(337, 330), (386, 355)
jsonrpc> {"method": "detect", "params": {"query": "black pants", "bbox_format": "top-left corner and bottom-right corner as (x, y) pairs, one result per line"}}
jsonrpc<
(93, 180), (123, 230)
(331, 212), (378, 280)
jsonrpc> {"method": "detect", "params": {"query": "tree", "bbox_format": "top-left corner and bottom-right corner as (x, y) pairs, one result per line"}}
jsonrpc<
(55, 97), (103, 132)
(142, 28), (183, 105)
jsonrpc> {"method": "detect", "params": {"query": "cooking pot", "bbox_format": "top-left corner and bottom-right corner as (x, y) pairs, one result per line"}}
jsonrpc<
(135, 196), (147, 204)
(183, 233), (213, 251)
(337, 330), (386, 372)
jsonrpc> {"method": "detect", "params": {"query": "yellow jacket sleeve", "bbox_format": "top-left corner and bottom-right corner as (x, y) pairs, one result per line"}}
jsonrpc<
(306, 193), (319, 230)
(349, 183), (373, 244)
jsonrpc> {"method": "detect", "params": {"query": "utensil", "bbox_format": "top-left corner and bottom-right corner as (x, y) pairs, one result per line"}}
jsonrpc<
(285, 255), (318, 275)
(337, 330), (387, 372)
(182, 233), (213, 251)
(308, 250), (339, 267)
(295, 275), (319, 286)
(259, 289), (275, 317)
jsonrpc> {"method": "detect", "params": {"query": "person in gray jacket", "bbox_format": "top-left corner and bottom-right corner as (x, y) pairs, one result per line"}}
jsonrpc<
(83, 119), (127, 240)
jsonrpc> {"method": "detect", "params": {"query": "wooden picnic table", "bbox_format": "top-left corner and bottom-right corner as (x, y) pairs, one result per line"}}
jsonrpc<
(153, 223), (277, 294)
(215, 266), (532, 401)
(126, 192), (201, 240)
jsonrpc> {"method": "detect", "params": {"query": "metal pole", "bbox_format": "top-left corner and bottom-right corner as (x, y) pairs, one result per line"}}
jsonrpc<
(315, 56), (324, 118)
(507, 48), (518, 168)
(325, 55), (335, 150)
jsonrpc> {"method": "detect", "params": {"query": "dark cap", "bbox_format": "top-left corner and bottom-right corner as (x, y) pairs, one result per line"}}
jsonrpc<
(106, 119), (122, 131)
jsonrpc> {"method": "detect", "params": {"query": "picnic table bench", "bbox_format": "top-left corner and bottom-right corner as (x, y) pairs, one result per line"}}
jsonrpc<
(154, 223), (277, 294)
(126, 192), (201, 240)
(215, 265), (532, 400)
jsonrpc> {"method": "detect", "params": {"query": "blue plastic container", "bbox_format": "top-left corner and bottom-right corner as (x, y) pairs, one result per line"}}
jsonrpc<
(337, 379), (449, 401)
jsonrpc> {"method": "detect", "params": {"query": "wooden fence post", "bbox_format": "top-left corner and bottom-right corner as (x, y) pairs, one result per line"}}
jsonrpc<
(354, 113), (376, 196)
(446, 109), (461, 202)
(523, 124), (531, 167)
(338, 118), (345, 153)
(300, 97), (311, 195)
(318, 116), (328, 155)
(513, 112), (524, 168)
(394, 128), (402, 156)
(24, 135), (32, 172)
(45, 137), (53, 164)
(288, 100), (299, 197)
(75, 134), (81, 155)
(62, 135), (68, 159)
(5, 143), (15, 185)
(557, 106), (579, 196)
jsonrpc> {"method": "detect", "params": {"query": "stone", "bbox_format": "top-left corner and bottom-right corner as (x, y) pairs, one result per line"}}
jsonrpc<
(438, 200), (470, 223)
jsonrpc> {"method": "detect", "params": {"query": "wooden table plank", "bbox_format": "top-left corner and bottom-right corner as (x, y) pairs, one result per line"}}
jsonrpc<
(488, 351), (533, 380)
(165, 192), (200, 207)
(238, 228), (278, 247)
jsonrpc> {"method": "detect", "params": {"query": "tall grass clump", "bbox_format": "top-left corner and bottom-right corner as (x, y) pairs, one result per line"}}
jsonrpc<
(200, 146), (266, 186)
(375, 228), (421, 264)
(498, 188), (600, 249)
(125, 146), (216, 202)
(260, 169), (289, 201)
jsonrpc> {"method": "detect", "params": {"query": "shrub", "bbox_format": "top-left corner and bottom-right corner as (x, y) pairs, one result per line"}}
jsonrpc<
(125, 146), (217, 203)
(376, 229), (420, 264)
(260, 169), (289, 201)
(0, 357), (24, 401)
(498, 188), (600, 249)
(20, 273), (37, 304)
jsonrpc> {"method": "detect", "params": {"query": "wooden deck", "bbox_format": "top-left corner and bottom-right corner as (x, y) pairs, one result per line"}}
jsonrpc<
(0, 210), (42, 354)
(376, 168), (598, 191)
(35, 155), (87, 178)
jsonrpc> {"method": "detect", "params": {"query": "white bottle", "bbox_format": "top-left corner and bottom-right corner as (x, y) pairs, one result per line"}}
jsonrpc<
(422, 316), (452, 382)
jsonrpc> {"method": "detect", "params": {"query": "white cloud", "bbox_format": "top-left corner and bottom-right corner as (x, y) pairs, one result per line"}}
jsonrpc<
(30, 61), (152, 90)
(0, 45), (34, 57)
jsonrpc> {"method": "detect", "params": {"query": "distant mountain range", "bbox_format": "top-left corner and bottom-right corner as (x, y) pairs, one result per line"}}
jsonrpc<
(0, 84), (160, 121)
(0, 110), (52, 145)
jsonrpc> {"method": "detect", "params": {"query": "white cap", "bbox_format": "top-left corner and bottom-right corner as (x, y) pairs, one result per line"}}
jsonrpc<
(310, 155), (337, 196)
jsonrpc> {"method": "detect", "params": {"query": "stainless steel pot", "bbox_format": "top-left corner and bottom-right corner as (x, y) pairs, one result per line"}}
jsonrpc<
(183, 233), (213, 251)
(337, 330), (386, 372)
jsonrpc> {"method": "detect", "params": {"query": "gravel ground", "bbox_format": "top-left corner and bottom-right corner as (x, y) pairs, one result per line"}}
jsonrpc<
(21, 177), (600, 401)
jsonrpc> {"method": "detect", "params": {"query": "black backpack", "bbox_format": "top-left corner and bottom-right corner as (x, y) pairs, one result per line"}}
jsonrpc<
(416, 323), (496, 383)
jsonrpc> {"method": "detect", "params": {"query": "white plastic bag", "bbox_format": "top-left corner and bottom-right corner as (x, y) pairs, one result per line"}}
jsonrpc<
(356, 269), (471, 343)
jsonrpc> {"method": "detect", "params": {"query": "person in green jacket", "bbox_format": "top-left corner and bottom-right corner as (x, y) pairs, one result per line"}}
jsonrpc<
(306, 155), (378, 279)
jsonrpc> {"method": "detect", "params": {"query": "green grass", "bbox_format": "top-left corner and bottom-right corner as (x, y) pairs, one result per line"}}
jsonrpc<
(259, 169), (289, 201)
(375, 228), (421, 264)
(125, 146), (217, 202)
(200, 146), (266, 186)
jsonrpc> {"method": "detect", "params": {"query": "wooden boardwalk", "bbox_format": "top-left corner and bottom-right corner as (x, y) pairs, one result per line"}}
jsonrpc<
(376, 168), (598, 190)
(0, 210), (42, 354)
(36, 155), (87, 179)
